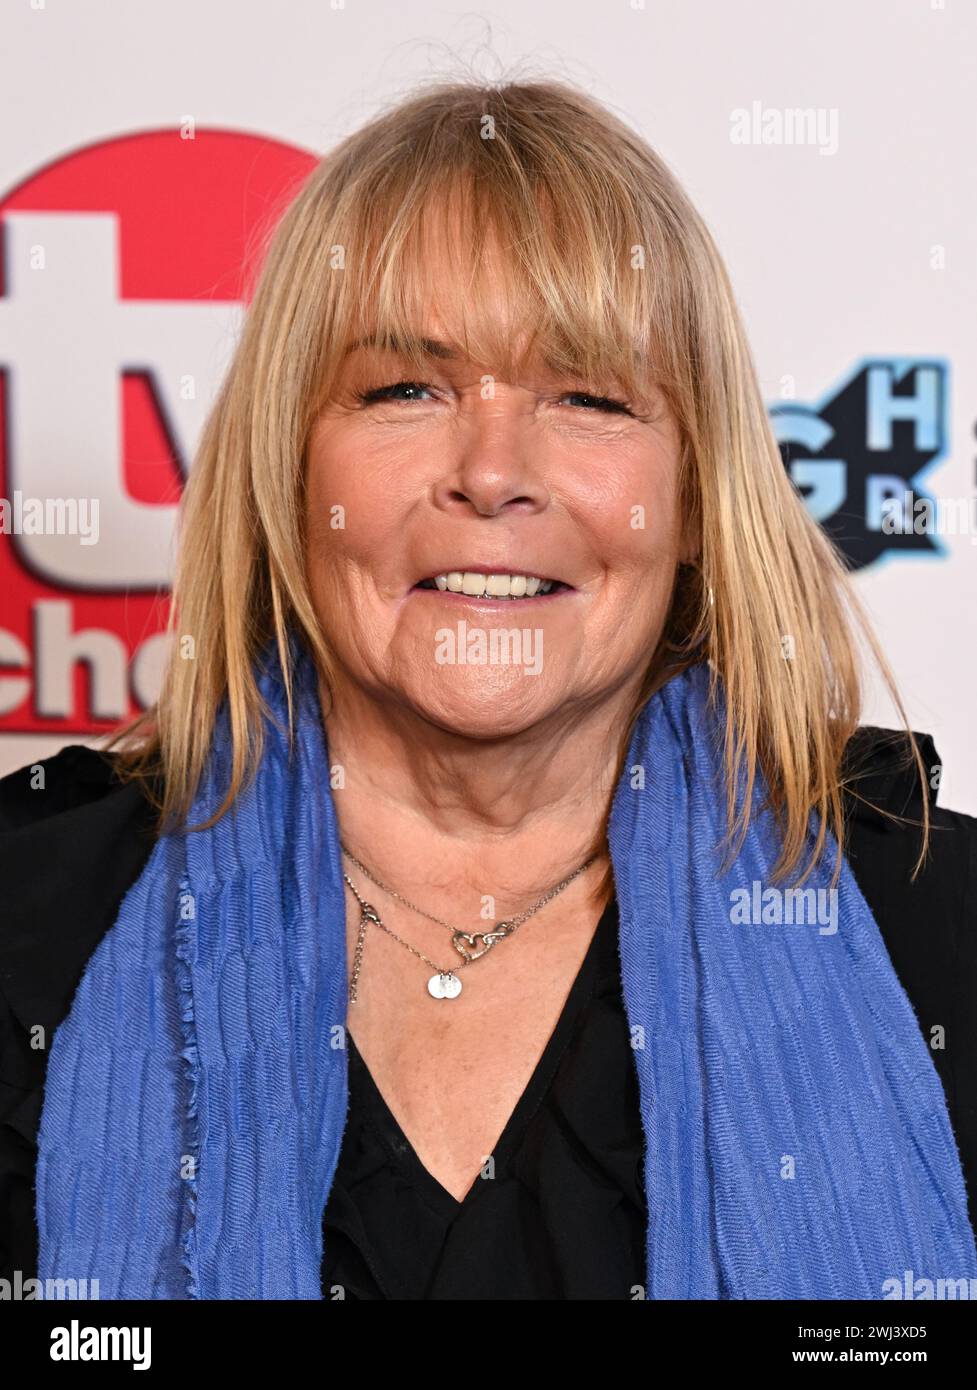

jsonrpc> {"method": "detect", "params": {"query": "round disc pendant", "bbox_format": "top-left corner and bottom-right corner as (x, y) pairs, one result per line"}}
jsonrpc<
(428, 972), (462, 1000)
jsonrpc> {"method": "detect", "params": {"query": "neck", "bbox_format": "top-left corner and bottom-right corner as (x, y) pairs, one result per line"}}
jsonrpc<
(319, 674), (640, 922)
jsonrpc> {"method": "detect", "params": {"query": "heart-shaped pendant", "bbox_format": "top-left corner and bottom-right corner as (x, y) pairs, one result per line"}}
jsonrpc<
(451, 927), (509, 962)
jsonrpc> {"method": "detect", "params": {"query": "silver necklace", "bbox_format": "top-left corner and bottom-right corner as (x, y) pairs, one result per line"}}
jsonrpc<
(340, 844), (598, 1002)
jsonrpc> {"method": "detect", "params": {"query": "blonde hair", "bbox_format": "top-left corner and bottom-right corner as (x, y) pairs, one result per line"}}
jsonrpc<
(109, 77), (929, 889)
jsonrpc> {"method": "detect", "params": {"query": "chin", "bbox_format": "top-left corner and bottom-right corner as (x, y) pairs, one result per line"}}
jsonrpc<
(403, 680), (562, 742)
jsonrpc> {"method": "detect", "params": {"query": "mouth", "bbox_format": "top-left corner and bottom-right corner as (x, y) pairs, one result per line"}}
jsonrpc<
(411, 570), (573, 600)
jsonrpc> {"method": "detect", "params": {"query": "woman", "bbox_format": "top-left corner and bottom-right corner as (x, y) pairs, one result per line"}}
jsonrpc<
(1, 78), (975, 1301)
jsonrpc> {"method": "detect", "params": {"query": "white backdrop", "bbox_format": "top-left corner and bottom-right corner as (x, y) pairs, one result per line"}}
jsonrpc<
(1, 0), (975, 810)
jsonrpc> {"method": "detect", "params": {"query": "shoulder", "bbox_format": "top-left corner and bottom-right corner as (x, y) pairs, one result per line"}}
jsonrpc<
(840, 725), (977, 1229)
(0, 745), (159, 1032)
(0, 746), (160, 1281)
(840, 725), (975, 946)
(840, 725), (975, 1025)
(0, 742), (130, 825)
(0, 740), (158, 836)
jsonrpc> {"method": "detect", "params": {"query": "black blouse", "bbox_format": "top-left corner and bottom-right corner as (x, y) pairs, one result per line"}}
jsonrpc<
(2, 728), (976, 1298)
(321, 896), (647, 1300)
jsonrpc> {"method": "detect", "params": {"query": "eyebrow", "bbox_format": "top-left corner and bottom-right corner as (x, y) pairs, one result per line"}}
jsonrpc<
(341, 332), (655, 384)
(343, 334), (458, 360)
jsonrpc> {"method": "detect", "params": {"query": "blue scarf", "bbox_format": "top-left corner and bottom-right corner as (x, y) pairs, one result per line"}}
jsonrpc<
(36, 636), (977, 1298)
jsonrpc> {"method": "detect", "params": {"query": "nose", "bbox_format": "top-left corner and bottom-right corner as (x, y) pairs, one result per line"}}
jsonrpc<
(430, 409), (550, 518)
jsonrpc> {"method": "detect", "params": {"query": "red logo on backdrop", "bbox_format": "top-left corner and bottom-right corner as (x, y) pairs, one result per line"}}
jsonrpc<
(0, 128), (315, 733)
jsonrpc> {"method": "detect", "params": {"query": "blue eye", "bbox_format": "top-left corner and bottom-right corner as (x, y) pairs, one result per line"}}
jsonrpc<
(354, 381), (634, 415)
(356, 380), (435, 404)
(561, 392), (633, 416)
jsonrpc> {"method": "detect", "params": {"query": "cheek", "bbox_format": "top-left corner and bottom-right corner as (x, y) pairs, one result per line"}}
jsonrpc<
(305, 467), (340, 559)
(304, 440), (397, 596)
(303, 469), (344, 603)
(587, 438), (686, 581)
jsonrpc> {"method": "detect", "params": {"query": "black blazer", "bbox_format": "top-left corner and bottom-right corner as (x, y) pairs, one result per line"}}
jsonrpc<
(1, 729), (976, 1284)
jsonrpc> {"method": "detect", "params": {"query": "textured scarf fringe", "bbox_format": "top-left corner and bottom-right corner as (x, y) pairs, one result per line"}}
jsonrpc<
(174, 873), (201, 1299)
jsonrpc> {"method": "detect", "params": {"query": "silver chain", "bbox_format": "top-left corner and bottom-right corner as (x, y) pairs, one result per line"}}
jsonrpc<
(340, 843), (599, 1002)
(342, 871), (455, 977)
(341, 842), (597, 935)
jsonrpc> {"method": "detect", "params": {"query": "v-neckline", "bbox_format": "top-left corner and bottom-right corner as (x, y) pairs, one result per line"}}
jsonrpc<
(347, 897), (619, 1220)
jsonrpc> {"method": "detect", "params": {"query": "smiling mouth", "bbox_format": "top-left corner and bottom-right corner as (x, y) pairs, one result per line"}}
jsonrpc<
(413, 571), (571, 599)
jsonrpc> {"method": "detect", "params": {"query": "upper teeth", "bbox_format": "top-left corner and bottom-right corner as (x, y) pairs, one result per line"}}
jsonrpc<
(433, 572), (554, 597)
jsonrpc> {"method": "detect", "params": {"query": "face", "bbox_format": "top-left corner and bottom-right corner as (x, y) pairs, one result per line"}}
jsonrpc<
(304, 252), (693, 741)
